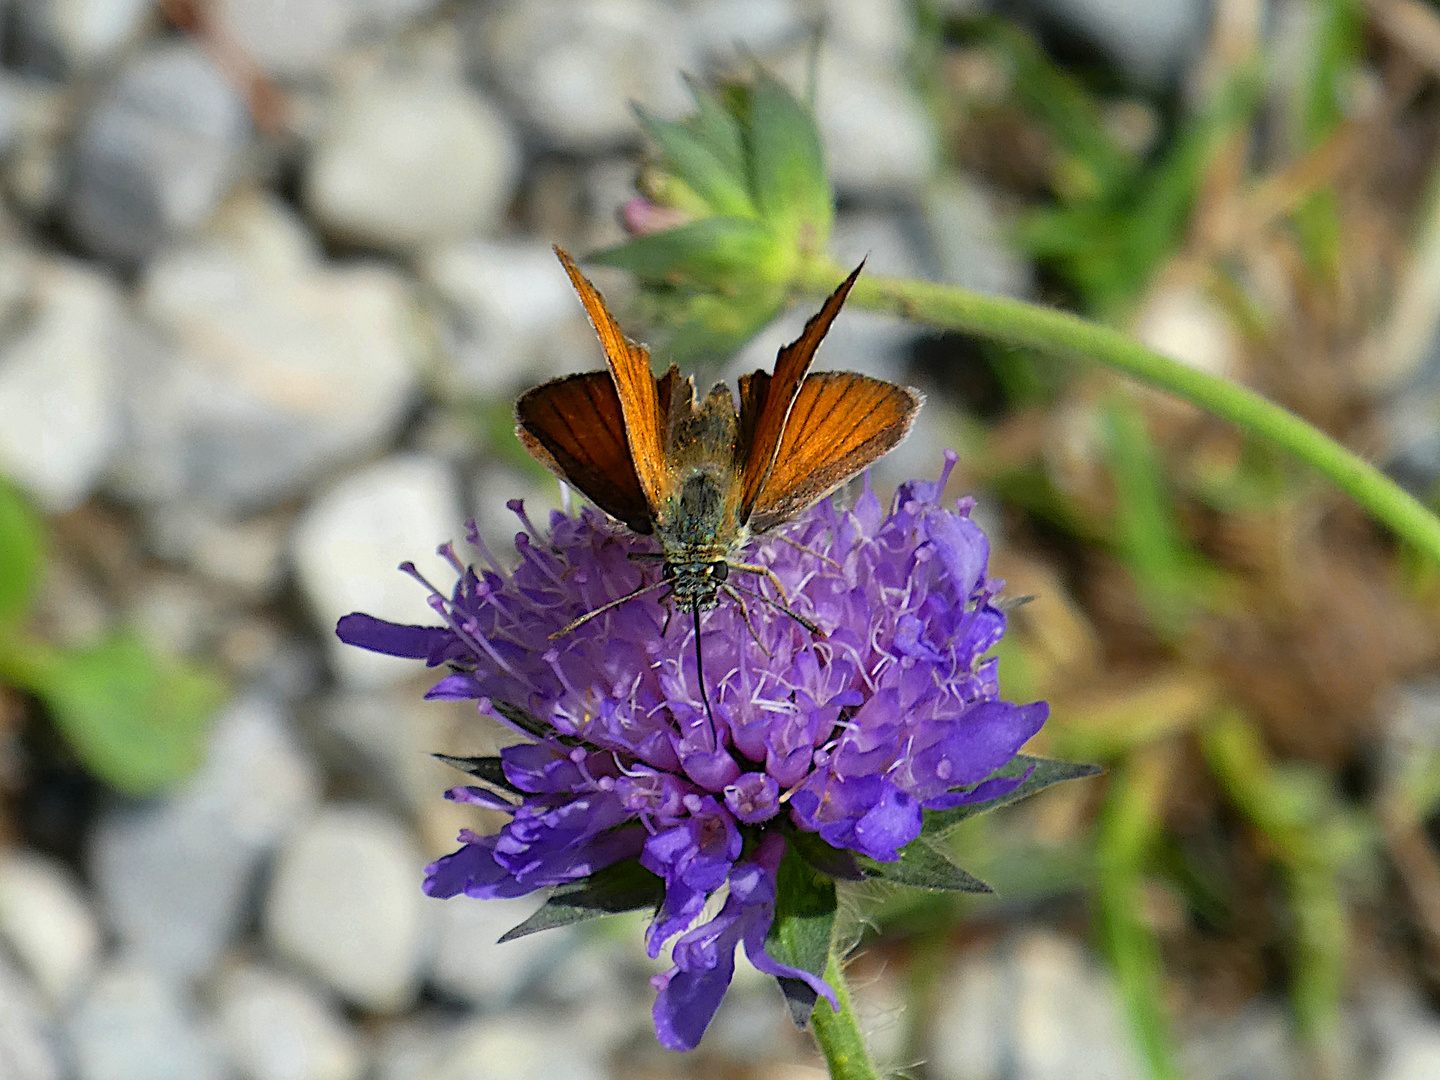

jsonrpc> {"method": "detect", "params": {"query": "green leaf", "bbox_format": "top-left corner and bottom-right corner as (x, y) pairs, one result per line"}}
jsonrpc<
(590, 216), (780, 288)
(431, 753), (518, 792)
(635, 105), (755, 219)
(0, 481), (44, 628)
(862, 840), (993, 893)
(766, 841), (838, 1027)
(26, 632), (225, 796)
(490, 699), (569, 744)
(923, 754), (1103, 835)
(744, 71), (832, 250)
(498, 856), (662, 942)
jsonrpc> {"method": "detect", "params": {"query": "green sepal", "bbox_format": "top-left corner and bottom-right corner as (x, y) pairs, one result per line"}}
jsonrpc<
(634, 104), (755, 219)
(498, 855), (663, 942)
(861, 839), (993, 893)
(785, 824), (865, 881)
(431, 753), (519, 793)
(922, 754), (1103, 836)
(25, 632), (225, 796)
(0, 480), (43, 628)
(591, 216), (780, 290)
(766, 841), (838, 1028)
(743, 71), (832, 251)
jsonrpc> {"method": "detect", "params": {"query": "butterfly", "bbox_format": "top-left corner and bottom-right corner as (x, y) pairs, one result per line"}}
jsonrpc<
(515, 247), (921, 712)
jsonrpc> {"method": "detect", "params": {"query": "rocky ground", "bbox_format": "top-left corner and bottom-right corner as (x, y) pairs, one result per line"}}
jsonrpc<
(3, 1), (1440, 1079)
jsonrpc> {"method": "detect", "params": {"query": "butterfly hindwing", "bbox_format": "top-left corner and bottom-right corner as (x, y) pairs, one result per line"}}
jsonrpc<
(745, 371), (922, 534)
(515, 372), (655, 534)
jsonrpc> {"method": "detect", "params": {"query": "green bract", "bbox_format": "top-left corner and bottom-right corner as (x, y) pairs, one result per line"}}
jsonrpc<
(592, 71), (833, 363)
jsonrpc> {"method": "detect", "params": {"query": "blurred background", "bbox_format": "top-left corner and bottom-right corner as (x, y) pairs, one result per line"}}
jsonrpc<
(3, 1), (1440, 1078)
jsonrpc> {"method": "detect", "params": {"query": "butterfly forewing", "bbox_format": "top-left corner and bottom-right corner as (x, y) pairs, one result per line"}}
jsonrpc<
(553, 247), (671, 511)
(516, 371), (655, 534)
(746, 371), (922, 534)
(737, 263), (865, 523)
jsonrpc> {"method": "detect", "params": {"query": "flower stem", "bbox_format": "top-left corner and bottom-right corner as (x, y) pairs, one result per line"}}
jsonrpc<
(810, 951), (879, 1080)
(794, 258), (1440, 566)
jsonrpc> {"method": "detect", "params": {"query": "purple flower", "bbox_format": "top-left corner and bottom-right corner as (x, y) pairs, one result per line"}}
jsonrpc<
(338, 454), (1048, 1050)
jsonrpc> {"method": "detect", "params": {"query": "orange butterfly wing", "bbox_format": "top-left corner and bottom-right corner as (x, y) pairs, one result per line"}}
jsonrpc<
(553, 247), (669, 511)
(737, 263), (864, 523)
(745, 371), (922, 534)
(515, 372), (655, 534)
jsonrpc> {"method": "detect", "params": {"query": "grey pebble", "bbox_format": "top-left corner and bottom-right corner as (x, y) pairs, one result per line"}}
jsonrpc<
(291, 454), (463, 689)
(0, 255), (126, 511)
(0, 956), (64, 1080)
(90, 695), (322, 980)
(479, 0), (696, 151)
(114, 192), (421, 514)
(263, 804), (429, 1013)
(215, 963), (364, 1080)
(66, 42), (250, 263)
(304, 75), (519, 252)
(0, 849), (102, 1004)
(68, 962), (229, 1080)
(8, 0), (153, 79)
(927, 930), (1147, 1080)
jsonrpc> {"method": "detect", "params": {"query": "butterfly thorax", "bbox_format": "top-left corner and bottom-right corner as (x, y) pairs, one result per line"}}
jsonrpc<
(654, 383), (746, 610)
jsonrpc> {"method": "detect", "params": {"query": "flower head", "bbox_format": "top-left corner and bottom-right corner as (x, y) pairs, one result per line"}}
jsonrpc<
(339, 454), (1049, 1050)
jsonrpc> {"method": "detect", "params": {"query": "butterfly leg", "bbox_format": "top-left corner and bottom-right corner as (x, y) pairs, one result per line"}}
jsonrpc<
(771, 531), (842, 570)
(721, 584), (772, 657)
(729, 561), (792, 604)
(726, 582), (824, 638)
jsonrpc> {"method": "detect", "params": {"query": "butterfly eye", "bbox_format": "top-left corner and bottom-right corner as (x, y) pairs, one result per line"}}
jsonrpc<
(708, 561), (729, 582)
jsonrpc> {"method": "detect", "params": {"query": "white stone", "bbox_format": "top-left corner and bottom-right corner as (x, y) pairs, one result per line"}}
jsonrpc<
(926, 177), (1035, 298)
(216, 964), (364, 1080)
(823, 0), (913, 69)
(427, 895), (563, 1006)
(210, 0), (444, 79)
(928, 931), (1146, 1080)
(0, 850), (102, 1003)
(684, 0), (808, 59)
(117, 193), (420, 513)
(264, 805), (429, 1013)
(786, 47), (937, 197)
(146, 505), (291, 601)
(0, 258), (124, 511)
(12, 0), (152, 75)
(375, 1015), (606, 1080)
(419, 239), (586, 396)
(292, 455), (463, 688)
(1133, 281), (1241, 381)
(90, 695), (322, 979)
(0, 956), (63, 1080)
(1029, 0), (1207, 88)
(305, 76), (519, 252)
(480, 0), (696, 150)
(69, 963), (228, 1080)
(66, 43), (250, 262)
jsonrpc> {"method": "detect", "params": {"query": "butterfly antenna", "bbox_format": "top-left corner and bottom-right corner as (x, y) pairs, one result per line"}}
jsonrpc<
(727, 582), (824, 638)
(692, 604), (717, 733)
(550, 579), (668, 640)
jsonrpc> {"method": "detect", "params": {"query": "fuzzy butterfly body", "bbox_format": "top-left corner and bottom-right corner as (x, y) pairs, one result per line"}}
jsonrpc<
(516, 247), (922, 623)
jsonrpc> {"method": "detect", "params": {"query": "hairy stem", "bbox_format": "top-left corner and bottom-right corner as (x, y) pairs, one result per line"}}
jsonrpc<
(794, 258), (1440, 566)
(810, 951), (880, 1080)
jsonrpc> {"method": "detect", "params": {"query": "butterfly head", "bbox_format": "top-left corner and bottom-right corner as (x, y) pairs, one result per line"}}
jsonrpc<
(661, 554), (729, 612)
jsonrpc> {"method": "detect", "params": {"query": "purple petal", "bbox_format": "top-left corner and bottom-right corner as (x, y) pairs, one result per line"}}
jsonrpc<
(336, 613), (454, 659)
(922, 769), (1030, 811)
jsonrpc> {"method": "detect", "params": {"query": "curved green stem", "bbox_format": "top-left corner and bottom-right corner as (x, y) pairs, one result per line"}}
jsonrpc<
(795, 258), (1440, 566)
(810, 951), (880, 1080)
